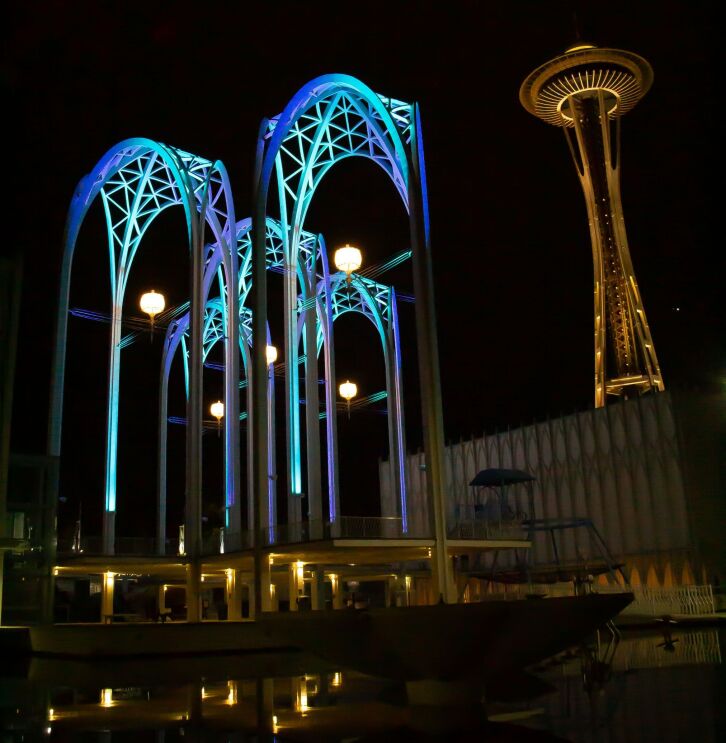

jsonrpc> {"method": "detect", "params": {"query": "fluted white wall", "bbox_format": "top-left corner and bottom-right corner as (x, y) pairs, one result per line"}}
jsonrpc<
(383, 392), (698, 581)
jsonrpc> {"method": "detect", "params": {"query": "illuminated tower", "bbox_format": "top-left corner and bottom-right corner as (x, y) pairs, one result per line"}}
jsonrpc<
(520, 44), (664, 407)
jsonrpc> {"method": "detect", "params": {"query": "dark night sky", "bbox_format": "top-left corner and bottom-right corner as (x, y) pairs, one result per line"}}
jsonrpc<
(4, 1), (720, 538)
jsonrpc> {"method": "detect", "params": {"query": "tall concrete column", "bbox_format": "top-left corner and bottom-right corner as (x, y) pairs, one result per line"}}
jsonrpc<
(330, 573), (344, 610)
(256, 558), (273, 613)
(101, 572), (114, 622)
(310, 565), (325, 610)
(227, 569), (243, 621)
(186, 561), (202, 623)
(288, 562), (303, 611)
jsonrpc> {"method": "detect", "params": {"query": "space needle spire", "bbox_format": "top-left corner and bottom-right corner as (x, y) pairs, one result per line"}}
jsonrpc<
(520, 43), (665, 407)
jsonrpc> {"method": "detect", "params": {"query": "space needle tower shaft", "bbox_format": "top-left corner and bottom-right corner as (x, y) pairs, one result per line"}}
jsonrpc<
(521, 44), (664, 407)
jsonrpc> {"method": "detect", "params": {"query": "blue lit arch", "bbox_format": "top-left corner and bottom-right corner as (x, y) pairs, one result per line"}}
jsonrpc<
(49, 138), (239, 554)
(253, 75), (416, 532)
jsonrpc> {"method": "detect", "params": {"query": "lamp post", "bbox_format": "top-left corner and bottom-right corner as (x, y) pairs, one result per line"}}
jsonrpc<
(210, 400), (224, 437)
(339, 380), (357, 420)
(333, 245), (362, 286)
(139, 290), (165, 340)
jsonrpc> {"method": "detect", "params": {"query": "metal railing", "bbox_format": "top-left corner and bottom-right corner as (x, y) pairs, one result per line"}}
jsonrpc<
(57, 515), (530, 556)
(447, 519), (527, 541)
(334, 515), (430, 539)
(260, 516), (431, 546)
(57, 536), (179, 556)
(199, 528), (252, 555)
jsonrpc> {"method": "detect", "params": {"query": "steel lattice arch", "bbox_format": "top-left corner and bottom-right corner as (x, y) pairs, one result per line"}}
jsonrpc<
(49, 75), (457, 600)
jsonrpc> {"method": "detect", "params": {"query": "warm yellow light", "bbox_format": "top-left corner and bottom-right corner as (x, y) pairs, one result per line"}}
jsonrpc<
(101, 688), (113, 707)
(339, 380), (357, 401)
(296, 677), (309, 712)
(296, 560), (304, 584)
(331, 672), (342, 687)
(265, 344), (278, 365)
(226, 681), (237, 706)
(104, 571), (115, 588)
(565, 43), (596, 53)
(139, 290), (165, 318)
(334, 244), (362, 278)
(272, 714), (279, 733)
(210, 400), (224, 421)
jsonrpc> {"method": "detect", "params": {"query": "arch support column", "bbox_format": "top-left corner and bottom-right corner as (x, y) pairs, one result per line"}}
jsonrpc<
(408, 105), (455, 602)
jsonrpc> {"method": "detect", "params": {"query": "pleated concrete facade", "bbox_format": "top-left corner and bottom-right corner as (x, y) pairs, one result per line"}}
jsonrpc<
(380, 391), (724, 587)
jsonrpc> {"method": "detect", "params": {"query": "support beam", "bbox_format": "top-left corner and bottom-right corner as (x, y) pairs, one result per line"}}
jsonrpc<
(186, 561), (201, 623)
(408, 105), (456, 603)
(101, 571), (115, 622)
(310, 565), (325, 610)
(227, 569), (243, 621)
(329, 573), (344, 610)
(304, 308), (323, 538)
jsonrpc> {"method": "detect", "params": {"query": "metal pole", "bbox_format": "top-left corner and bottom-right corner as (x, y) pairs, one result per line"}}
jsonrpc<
(251, 122), (270, 619)
(408, 104), (455, 603)
(185, 211), (203, 622)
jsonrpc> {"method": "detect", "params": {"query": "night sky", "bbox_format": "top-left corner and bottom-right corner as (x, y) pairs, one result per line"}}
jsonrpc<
(5, 1), (720, 539)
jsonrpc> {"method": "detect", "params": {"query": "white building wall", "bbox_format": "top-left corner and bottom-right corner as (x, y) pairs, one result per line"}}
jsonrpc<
(382, 392), (696, 584)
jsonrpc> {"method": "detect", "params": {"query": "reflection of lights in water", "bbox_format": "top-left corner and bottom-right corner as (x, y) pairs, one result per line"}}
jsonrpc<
(226, 681), (237, 705)
(331, 672), (342, 687)
(295, 677), (309, 712)
(101, 688), (113, 707)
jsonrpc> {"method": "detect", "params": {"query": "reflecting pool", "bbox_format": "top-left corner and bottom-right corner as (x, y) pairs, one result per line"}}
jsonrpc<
(1, 627), (723, 741)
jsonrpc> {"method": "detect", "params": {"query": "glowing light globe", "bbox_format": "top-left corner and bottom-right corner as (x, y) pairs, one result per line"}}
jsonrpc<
(265, 344), (278, 365)
(339, 380), (357, 401)
(139, 289), (165, 318)
(334, 245), (362, 279)
(210, 400), (224, 421)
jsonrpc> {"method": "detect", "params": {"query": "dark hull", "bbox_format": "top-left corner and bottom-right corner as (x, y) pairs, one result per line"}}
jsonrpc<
(261, 593), (633, 681)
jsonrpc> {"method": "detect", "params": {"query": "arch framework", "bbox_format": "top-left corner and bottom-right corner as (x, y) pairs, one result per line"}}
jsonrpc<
(49, 139), (239, 566)
(251, 74), (455, 604)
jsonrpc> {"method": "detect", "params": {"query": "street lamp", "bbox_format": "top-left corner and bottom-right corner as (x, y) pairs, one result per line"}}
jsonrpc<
(139, 289), (165, 340)
(334, 245), (362, 286)
(265, 344), (278, 366)
(210, 400), (224, 436)
(339, 380), (357, 419)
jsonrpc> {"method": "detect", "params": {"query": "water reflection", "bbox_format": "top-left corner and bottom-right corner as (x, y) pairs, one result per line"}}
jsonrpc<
(1, 629), (722, 741)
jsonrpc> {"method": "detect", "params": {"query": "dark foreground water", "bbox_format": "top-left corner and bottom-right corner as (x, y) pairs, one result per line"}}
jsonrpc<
(1, 627), (723, 742)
